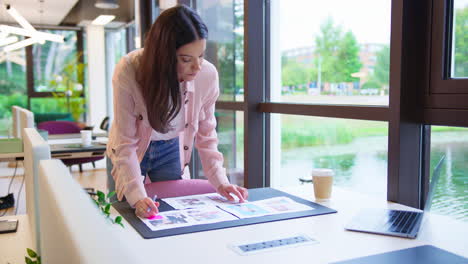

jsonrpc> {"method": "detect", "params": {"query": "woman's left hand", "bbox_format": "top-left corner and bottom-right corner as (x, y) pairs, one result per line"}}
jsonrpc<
(217, 184), (248, 202)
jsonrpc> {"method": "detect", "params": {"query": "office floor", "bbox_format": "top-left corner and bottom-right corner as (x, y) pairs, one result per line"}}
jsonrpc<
(0, 159), (107, 217)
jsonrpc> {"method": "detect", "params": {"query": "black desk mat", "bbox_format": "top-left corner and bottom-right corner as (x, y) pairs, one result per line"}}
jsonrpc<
(113, 187), (337, 239)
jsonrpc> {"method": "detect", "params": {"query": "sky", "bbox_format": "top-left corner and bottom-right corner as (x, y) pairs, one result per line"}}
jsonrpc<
(275, 0), (392, 51)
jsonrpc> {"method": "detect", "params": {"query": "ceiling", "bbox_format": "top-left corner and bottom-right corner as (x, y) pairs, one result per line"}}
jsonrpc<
(0, 0), (78, 26)
(0, 0), (133, 27)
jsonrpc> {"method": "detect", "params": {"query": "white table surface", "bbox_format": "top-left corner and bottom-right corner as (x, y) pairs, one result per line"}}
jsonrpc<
(2, 186), (466, 264)
(0, 214), (34, 264)
(111, 185), (468, 264)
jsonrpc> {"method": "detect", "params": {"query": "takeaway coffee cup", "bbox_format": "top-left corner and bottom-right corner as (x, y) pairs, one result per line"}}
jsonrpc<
(311, 168), (334, 201)
(80, 130), (92, 147)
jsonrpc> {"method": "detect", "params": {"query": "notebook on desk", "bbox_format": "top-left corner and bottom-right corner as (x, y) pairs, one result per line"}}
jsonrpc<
(345, 156), (445, 239)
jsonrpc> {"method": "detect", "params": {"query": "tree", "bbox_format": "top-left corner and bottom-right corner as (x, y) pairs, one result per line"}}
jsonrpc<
(454, 7), (467, 77)
(314, 17), (361, 84)
(336, 31), (362, 82)
(281, 58), (311, 89)
(315, 17), (343, 83)
(373, 45), (390, 87)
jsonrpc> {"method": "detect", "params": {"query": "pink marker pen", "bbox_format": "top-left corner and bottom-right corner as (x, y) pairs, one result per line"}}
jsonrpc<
(147, 195), (162, 220)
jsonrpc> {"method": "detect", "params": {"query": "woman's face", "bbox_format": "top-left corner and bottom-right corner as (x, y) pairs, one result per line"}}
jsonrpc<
(176, 39), (206, 82)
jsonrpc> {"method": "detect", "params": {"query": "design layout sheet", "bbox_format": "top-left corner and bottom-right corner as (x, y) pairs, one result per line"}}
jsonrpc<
(139, 193), (314, 231)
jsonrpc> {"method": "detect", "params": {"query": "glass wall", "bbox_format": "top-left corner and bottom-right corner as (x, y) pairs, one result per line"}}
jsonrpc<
(270, 0), (391, 105)
(270, 114), (388, 198)
(31, 29), (84, 122)
(196, 0), (244, 101)
(452, 0), (467, 78)
(430, 126), (468, 222)
(0, 47), (27, 136)
(33, 30), (79, 92)
(105, 28), (127, 120)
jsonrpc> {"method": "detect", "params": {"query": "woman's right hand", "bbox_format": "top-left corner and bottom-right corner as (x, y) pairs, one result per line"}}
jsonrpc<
(134, 197), (160, 218)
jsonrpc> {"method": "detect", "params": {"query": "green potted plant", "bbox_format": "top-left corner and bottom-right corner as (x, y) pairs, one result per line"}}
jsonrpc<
(48, 54), (86, 122)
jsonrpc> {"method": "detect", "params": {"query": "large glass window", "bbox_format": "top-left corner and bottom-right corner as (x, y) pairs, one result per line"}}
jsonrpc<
(270, 0), (391, 105)
(105, 28), (127, 119)
(430, 126), (468, 222)
(31, 29), (84, 122)
(270, 114), (388, 198)
(196, 0), (244, 101)
(0, 47), (27, 137)
(33, 30), (78, 92)
(452, 0), (467, 78)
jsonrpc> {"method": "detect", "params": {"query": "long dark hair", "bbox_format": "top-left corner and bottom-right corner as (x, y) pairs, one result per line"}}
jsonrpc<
(136, 5), (208, 133)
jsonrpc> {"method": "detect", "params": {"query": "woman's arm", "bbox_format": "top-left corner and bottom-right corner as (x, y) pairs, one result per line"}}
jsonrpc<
(108, 57), (147, 207)
(195, 67), (248, 201)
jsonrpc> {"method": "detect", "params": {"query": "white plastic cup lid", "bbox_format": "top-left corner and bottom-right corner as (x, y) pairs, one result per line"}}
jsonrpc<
(311, 168), (334, 177)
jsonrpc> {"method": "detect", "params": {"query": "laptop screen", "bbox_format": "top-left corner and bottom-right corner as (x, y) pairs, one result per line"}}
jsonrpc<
(423, 156), (445, 212)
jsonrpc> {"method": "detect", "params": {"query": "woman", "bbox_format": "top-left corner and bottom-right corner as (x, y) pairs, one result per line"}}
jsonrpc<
(107, 5), (248, 218)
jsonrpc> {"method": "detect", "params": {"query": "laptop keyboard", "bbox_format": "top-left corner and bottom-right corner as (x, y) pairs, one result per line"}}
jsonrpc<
(385, 210), (421, 234)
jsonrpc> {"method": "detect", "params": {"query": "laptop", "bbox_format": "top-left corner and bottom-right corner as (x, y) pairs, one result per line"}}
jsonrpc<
(345, 156), (445, 239)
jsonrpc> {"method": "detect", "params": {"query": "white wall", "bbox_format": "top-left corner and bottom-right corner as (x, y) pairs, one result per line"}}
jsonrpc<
(85, 25), (107, 132)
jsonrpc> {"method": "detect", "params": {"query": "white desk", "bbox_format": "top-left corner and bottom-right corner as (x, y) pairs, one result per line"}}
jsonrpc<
(113, 186), (468, 263)
(0, 136), (108, 161)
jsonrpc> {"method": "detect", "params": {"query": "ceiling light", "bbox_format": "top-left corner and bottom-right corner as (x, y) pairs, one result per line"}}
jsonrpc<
(91, 15), (116, 26)
(0, 36), (18, 46)
(1, 4), (64, 52)
(3, 38), (40, 52)
(0, 25), (64, 43)
(5, 4), (35, 32)
(95, 0), (119, 9)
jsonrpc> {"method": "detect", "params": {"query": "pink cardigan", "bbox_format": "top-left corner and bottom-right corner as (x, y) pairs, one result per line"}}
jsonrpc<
(107, 49), (230, 206)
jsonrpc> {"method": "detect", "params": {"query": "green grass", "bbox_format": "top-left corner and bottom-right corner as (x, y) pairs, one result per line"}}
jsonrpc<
(281, 116), (388, 149)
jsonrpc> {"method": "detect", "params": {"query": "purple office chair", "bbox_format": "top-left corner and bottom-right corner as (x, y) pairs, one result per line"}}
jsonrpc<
(144, 179), (216, 199)
(37, 121), (104, 172)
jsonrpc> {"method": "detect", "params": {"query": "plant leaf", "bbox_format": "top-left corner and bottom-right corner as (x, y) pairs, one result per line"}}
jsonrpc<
(25, 257), (33, 264)
(115, 216), (122, 223)
(97, 191), (105, 202)
(107, 191), (116, 199)
(105, 204), (111, 214)
(27, 248), (37, 258)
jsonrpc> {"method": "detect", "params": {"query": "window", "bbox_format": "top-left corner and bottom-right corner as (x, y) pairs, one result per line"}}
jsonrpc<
(32, 30), (78, 92)
(430, 126), (468, 222)
(270, 0), (391, 105)
(196, 0), (244, 101)
(105, 28), (127, 119)
(0, 47), (27, 136)
(451, 0), (467, 78)
(270, 114), (388, 198)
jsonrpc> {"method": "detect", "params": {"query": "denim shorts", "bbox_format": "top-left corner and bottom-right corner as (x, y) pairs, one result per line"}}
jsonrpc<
(139, 137), (182, 182)
(106, 137), (182, 199)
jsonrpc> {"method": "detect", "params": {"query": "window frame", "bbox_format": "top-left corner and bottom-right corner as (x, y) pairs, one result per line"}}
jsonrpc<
(26, 26), (85, 107)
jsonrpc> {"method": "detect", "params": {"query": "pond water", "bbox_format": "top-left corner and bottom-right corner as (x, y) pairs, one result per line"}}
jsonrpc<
(279, 133), (468, 222)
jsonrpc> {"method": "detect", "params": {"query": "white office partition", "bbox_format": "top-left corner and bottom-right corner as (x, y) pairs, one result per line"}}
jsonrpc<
(18, 107), (34, 139)
(23, 128), (51, 254)
(11, 106), (22, 138)
(38, 160), (144, 264)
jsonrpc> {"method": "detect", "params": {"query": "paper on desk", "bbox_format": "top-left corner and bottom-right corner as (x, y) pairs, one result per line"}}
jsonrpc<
(140, 194), (315, 231)
(139, 205), (238, 231)
(218, 197), (313, 218)
(163, 193), (242, 210)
